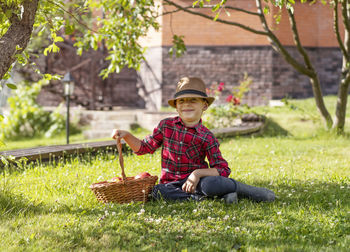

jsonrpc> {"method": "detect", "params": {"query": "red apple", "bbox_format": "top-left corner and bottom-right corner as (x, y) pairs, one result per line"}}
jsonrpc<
(110, 177), (122, 182)
(135, 172), (151, 180)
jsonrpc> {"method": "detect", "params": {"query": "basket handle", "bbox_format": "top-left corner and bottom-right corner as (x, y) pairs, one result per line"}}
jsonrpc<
(116, 138), (127, 181)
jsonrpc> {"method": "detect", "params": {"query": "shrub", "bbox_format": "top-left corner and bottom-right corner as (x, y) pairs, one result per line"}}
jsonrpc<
(0, 80), (74, 140)
(203, 73), (254, 129)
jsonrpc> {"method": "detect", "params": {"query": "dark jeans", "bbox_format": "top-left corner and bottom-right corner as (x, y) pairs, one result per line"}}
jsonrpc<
(151, 176), (237, 201)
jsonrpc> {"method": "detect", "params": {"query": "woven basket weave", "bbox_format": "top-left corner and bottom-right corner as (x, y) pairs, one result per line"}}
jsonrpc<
(90, 139), (158, 204)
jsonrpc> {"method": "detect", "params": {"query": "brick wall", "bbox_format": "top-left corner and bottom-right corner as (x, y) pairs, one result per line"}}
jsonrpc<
(159, 45), (344, 107)
(161, 1), (343, 47)
(37, 46), (143, 109)
(161, 46), (273, 106)
(271, 47), (343, 99)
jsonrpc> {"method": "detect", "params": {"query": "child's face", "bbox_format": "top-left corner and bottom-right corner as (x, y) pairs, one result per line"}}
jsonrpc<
(175, 97), (208, 127)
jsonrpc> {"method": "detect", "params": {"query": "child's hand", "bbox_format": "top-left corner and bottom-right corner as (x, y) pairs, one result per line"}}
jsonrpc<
(111, 129), (129, 140)
(111, 129), (141, 152)
(182, 172), (200, 194)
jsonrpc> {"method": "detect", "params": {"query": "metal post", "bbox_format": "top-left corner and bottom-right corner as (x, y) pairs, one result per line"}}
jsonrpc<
(66, 93), (70, 144)
(63, 72), (74, 145)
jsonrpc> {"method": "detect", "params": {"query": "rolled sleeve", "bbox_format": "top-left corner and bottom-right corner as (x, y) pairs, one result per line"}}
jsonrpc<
(206, 138), (231, 177)
(135, 120), (164, 155)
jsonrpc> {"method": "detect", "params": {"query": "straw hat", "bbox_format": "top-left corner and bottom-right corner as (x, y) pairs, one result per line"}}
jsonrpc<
(168, 77), (215, 108)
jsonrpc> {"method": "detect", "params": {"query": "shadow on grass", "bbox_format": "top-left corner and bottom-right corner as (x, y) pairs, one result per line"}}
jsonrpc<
(0, 147), (123, 175)
(1, 178), (349, 250)
(44, 178), (349, 250)
(257, 117), (290, 137)
(0, 190), (45, 217)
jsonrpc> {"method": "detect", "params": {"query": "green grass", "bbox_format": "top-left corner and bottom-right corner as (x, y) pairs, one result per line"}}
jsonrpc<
(1, 96), (350, 251)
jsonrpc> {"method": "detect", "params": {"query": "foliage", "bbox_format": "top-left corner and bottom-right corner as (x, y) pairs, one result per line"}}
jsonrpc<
(0, 0), (160, 80)
(169, 34), (187, 58)
(203, 73), (253, 129)
(0, 80), (76, 140)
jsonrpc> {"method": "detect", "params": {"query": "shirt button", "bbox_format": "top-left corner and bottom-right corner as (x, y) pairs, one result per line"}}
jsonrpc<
(184, 128), (187, 130)
(180, 141), (183, 145)
(176, 171), (180, 175)
(177, 157), (180, 160)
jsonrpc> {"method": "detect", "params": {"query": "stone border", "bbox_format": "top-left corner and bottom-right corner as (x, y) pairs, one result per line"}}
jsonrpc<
(212, 122), (264, 138)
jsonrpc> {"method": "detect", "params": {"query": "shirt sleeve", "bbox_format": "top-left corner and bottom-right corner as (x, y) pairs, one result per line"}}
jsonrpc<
(134, 120), (164, 155)
(205, 136), (231, 177)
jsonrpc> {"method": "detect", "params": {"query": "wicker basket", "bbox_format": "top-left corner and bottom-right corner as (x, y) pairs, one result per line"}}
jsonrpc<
(90, 139), (158, 204)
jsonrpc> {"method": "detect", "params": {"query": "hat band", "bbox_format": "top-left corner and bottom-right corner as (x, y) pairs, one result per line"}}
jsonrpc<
(174, 89), (208, 99)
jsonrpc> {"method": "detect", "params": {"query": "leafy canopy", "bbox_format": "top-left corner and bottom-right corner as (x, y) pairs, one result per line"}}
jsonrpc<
(0, 0), (160, 80)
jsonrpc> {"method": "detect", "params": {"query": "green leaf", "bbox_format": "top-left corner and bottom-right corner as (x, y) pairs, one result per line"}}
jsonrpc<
(44, 74), (52, 81)
(65, 24), (74, 35)
(213, 12), (220, 21)
(212, 4), (220, 12)
(54, 36), (64, 42)
(274, 13), (281, 24)
(52, 43), (60, 53)
(43, 47), (50, 56)
(5, 9), (12, 18)
(263, 6), (270, 15)
(6, 83), (17, 89)
(1, 156), (9, 166)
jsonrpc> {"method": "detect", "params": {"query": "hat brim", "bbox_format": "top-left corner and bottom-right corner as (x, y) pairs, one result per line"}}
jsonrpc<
(168, 94), (215, 108)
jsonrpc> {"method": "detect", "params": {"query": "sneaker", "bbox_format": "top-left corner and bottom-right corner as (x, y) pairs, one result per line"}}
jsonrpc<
(235, 181), (275, 202)
(223, 192), (238, 204)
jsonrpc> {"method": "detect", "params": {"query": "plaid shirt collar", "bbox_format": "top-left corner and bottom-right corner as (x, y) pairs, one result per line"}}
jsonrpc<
(174, 116), (205, 134)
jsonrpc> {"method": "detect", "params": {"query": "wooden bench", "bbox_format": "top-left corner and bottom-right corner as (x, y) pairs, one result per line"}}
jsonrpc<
(0, 121), (264, 165)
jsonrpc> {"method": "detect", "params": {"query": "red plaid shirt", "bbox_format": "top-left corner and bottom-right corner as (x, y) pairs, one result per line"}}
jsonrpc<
(135, 116), (231, 184)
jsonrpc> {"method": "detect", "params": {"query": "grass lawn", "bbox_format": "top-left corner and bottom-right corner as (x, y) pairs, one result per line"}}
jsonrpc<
(1, 96), (350, 251)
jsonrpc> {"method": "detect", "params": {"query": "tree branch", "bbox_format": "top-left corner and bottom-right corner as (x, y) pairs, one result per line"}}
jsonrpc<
(341, 0), (350, 60)
(287, 8), (316, 76)
(333, 0), (349, 61)
(162, 3), (261, 17)
(255, 0), (314, 77)
(46, 0), (99, 34)
(163, 0), (268, 36)
(341, 0), (350, 33)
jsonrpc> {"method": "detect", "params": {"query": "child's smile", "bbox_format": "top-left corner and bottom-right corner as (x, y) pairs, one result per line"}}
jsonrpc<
(176, 97), (208, 127)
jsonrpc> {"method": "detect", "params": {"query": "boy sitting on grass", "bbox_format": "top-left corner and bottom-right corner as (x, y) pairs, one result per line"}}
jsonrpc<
(111, 77), (275, 203)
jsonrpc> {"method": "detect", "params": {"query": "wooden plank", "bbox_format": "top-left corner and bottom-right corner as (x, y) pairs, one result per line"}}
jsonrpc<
(0, 122), (265, 164)
(0, 140), (118, 162)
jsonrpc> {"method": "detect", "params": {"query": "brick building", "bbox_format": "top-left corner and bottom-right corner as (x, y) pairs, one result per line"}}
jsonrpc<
(138, 0), (344, 109)
(38, 0), (345, 110)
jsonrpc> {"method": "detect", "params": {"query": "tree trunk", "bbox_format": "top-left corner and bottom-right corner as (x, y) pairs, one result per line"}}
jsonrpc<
(309, 75), (333, 129)
(333, 1), (350, 133)
(333, 73), (350, 133)
(0, 0), (39, 80)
